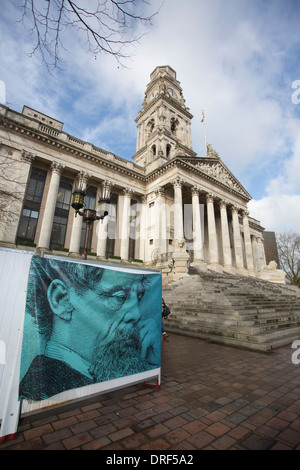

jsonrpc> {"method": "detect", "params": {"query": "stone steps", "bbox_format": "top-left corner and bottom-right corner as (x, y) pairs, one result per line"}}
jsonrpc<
(162, 267), (300, 352)
(168, 311), (300, 331)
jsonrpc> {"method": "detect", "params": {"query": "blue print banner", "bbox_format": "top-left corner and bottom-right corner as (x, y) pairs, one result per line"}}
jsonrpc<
(19, 257), (161, 401)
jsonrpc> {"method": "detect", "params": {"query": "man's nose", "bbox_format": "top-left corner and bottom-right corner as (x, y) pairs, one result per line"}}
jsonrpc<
(122, 291), (142, 324)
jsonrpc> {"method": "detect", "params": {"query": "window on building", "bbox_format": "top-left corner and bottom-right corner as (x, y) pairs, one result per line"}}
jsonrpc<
(50, 215), (69, 248)
(170, 117), (178, 134)
(56, 181), (72, 210)
(49, 178), (72, 250)
(17, 209), (39, 242)
(147, 118), (155, 134)
(152, 144), (156, 157)
(17, 167), (46, 243)
(166, 144), (171, 158)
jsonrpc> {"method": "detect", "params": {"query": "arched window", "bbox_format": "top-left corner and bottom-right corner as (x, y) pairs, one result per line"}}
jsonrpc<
(170, 117), (178, 134)
(166, 144), (171, 158)
(147, 118), (155, 134)
(152, 144), (156, 157)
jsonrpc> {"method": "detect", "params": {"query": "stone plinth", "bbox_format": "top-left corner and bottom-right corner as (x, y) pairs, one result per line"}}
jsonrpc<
(258, 261), (286, 284)
(172, 249), (189, 275)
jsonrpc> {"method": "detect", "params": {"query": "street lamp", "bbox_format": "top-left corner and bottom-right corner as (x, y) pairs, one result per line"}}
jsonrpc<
(71, 183), (111, 258)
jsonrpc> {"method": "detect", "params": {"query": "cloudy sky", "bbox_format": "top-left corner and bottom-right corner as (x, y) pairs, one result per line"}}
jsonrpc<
(1, 0), (300, 234)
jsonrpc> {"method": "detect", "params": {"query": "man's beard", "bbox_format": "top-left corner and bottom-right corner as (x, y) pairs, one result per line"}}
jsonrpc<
(88, 326), (151, 382)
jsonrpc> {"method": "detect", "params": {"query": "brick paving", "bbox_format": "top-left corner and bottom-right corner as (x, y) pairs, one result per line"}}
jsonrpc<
(1, 332), (300, 450)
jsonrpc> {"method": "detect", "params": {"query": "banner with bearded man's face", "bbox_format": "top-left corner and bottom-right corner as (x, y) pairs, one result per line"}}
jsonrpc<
(19, 257), (161, 401)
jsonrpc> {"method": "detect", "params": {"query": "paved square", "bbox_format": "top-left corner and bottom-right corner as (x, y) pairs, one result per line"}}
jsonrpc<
(1, 333), (300, 450)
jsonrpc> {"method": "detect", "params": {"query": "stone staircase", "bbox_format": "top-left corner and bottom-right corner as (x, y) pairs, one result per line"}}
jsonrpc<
(162, 266), (300, 352)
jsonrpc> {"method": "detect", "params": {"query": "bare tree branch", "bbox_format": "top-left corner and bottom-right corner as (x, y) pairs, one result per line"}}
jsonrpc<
(277, 231), (300, 288)
(17, 0), (160, 70)
(0, 145), (28, 234)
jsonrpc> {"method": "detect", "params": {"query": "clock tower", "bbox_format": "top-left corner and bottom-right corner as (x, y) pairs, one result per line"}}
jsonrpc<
(133, 66), (196, 171)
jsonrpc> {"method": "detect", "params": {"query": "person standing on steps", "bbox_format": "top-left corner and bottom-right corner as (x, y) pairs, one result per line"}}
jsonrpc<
(162, 298), (170, 340)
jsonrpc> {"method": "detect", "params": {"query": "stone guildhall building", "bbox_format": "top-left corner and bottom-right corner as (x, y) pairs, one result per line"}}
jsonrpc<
(0, 66), (279, 282)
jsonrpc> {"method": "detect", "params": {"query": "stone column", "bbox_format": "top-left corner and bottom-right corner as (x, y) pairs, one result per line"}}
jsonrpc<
(219, 200), (234, 272)
(172, 177), (189, 274)
(37, 161), (64, 251)
(191, 187), (205, 264)
(96, 180), (113, 259)
(242, 210), (255, 274)
(120, 188), (132, 261)
(231, 206), (245, 273)
(206, 194), (221, 271)
(173, 178), (184, 242)
(68, 171), (90, 257)
(155, 186), (167, 256)
(138, 195), (147, 262)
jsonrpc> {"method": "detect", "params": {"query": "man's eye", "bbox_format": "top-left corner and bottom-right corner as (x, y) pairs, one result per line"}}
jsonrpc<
(111, 292), (128, 304)
(137, 291), (144, 301)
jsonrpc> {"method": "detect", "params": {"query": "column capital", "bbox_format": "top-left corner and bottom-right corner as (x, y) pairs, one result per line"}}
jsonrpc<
(102, 179), (113, 189)
(101, 179), (113, 198)
(123, 187), (133, 197)
(77, 171), (90, 186)
(219, 199), (228, 210)
(191, 186), (200, 196)
(231, 205), (240, 215)
(21, 149), (35, 163)
(241, 209), (250, 218)
(139, 194), (147, 204)
(50, 161), (64, 175)
(206, 193), (214, 204)
(155, 186), (165, 197)
(172, 177), (184, 188)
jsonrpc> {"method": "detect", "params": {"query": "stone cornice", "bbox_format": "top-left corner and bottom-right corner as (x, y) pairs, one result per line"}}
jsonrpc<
(135, 94), (193, 123)
(0, 109), (146, 182)
(0, 105), (251, 202)
(179, 156), (251, 200)
(249, 217), (265, 232)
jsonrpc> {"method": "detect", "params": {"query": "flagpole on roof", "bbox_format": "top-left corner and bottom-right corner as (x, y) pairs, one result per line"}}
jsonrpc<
(201, 110), (207, 155)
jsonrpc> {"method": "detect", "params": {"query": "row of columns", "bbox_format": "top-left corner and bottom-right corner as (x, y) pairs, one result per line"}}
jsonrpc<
(166, 180), (265, 274)
(33, 161), (266, 272)
(36, 162), (135, 260)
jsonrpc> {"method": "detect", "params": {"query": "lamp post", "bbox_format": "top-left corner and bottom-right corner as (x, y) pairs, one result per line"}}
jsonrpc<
(71, 184), (111, 259)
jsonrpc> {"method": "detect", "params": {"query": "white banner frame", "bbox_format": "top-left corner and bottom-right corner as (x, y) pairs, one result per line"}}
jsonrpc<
(0, 248), (161, 439)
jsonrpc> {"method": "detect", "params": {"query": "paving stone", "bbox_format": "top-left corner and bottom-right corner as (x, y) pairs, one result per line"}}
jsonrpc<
(211, 434), (237, 450)
(276, 428), (300, 448)
(1, 333), (300, 451)
(62, 432), (94, 450)
(240, 433), (275, 450)
(23, 424), (53, 441)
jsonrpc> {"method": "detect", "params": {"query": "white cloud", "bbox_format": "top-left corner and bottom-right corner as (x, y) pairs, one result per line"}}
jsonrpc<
(1, 0), (300, 233)
(248, 195), (300, 233)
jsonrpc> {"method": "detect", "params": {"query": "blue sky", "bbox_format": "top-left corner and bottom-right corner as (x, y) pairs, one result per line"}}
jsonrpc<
(1, 0), (300, 234)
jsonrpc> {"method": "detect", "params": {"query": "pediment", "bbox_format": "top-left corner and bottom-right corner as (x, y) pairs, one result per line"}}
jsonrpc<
(177, 157), (251, 199)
